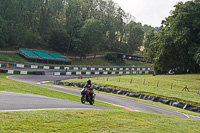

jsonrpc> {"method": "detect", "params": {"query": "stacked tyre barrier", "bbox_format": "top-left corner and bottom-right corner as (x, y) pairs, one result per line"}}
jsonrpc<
(54, 81), (200, 113)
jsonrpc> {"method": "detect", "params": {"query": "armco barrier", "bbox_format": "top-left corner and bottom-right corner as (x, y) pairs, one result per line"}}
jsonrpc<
(7, 70), (45, 75)
(54, 81), (200, 113)
(0, 62), (66, 70)
(65, 66), (151, 71)
(0, 69), (8, 73)
(0, 62), (151, 71)
(54, 70), (152, 76)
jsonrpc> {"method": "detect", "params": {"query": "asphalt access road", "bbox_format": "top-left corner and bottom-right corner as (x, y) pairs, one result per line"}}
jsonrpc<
(7, 75), (200, 119)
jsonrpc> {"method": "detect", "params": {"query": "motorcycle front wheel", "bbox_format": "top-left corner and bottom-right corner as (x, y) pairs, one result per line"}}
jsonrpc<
(89, 98), (94, 105)
(81, 95), (86, 104)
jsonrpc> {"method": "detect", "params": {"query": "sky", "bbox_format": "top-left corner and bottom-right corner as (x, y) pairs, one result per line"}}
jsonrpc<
(112, 0), (190, 27)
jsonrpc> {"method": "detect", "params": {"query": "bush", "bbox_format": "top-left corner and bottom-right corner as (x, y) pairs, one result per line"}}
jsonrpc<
(105, 53), (118, 62)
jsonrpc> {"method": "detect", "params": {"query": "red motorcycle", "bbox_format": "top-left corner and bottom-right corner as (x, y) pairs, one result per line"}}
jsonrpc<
(81, 87), (95, 105)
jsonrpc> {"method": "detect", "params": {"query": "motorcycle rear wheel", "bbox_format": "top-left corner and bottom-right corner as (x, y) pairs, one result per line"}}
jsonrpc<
(81, 95), (86, 104)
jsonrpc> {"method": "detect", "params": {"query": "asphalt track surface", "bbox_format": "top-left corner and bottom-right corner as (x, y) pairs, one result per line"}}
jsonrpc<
(0, 91), (108, 112)
(2, 75), (200, 119)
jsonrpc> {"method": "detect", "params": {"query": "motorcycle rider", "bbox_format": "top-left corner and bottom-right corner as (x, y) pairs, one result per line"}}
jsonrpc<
(84, 79), (94, 99)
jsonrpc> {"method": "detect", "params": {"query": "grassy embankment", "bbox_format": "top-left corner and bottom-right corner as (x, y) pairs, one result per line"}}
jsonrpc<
(0, 53), (66, 66)
(62, 74), (200, 108)
(71, 57), (150, 66)
(0, 74), (200, 132)
(0, 53), (29, 64)
(1, 109), (200, 133)
(0, 53), (151, 66)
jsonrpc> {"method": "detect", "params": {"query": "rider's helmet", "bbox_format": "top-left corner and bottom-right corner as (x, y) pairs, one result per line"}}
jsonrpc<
(87, 79), (91, 85)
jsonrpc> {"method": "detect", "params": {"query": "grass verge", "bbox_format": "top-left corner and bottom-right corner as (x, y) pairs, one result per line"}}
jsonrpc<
(0, 53), (67, 66)
(62, 74), (200, 107)
(0, 110), (200, 133)
(47, 82), (200, 117)
(71, 57), (151, 66)
(0, 53), (29, 63)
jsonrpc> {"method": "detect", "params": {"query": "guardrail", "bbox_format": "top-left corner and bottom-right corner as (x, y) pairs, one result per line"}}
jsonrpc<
(0, 62), (152, 71)
(0, 62), (153, 76)
(0, 51), (17, 53)
(7, 70), (45, 75)
(54, 70), (152, 76)
(0, 62), (66, 70)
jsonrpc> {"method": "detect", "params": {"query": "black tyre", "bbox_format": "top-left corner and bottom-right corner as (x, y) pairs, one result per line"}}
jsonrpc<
(89, 99), (94, 105)
(81, 95), (86, 104)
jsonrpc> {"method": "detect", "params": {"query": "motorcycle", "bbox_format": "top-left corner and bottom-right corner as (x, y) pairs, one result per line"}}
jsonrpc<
(81, 87), (96, 105)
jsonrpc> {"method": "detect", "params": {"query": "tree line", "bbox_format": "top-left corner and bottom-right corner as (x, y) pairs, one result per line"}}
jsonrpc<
(0, 0), (145, 58)
(2, 0), (198, 74)
(144, 0), (200, 74)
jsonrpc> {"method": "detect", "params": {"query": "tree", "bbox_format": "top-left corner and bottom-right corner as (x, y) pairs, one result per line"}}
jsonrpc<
(48, 30), (69, 53)
(0, 16), (8, 47)
(65, 0), (87, 54)
(126, 21), (144, 54)
(9, 22), (27, 48)
(39, 0), (65, 34)
(0, 0), (145, 57)
(143, 30), (156, 63)
(80, 19), (105, 58)
(144, 0), (200, 74)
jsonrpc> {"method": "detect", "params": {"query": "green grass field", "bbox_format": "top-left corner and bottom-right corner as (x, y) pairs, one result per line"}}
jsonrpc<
(63, 74), (200, 107)
(0, 74), (200, 132)
(71, 57), (150, 66)
(1, 110), (200, 133)
(0, 53), (29, 63)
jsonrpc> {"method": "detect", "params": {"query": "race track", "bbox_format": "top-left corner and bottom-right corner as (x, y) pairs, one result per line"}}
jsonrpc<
(0, 91), (108, 112)
(2, 75), (200, 119)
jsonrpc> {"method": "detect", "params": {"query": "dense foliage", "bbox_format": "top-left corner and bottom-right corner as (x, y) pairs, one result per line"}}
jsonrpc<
(104, 53), (118, 63)
(0, 0), (144, 58)
(144, 0), (200, 74)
